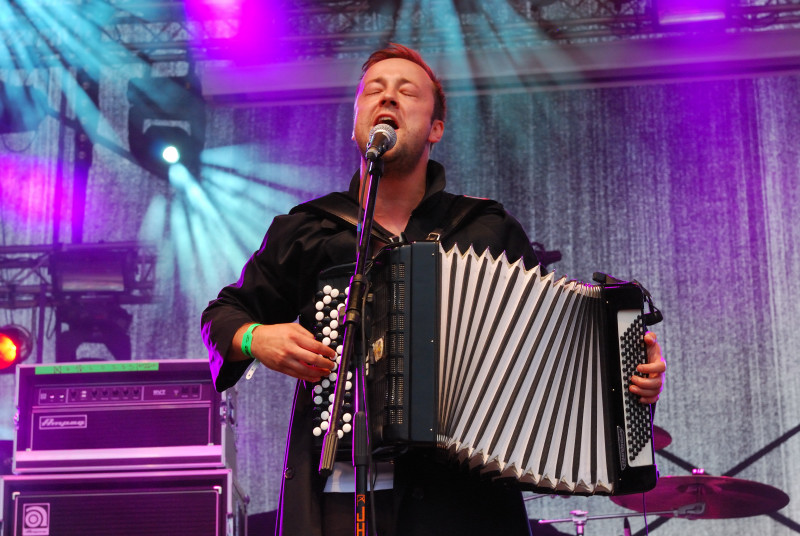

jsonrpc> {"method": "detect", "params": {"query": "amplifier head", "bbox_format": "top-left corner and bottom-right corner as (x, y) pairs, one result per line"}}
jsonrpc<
(12, 359), (236, 474)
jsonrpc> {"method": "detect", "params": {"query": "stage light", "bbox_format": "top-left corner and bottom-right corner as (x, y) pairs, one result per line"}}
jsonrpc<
(0, 81), (48, 134)
(128, 75), (205, 179)
(656, 0), (728, 25)
(48, 243), (142, 363)
(55, 301), (132, 363)
(0, 325), (32, 374)
(133, 124), (194, 169)
(162, 144), (181, 164)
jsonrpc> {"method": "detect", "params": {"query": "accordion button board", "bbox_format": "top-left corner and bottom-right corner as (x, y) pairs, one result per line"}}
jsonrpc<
(311, 281), (354, 440)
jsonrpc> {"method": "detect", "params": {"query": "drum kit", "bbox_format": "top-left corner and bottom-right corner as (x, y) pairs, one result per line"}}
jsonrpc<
(534, 426), (791, 535)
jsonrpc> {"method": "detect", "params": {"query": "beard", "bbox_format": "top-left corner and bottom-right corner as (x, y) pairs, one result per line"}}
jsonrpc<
(356, 128), (429, 175)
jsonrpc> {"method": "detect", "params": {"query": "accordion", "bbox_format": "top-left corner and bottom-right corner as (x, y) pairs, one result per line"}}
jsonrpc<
(310, 241), (659, 495)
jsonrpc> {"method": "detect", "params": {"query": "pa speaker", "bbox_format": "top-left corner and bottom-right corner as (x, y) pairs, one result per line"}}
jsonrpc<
(1, 469), (246, 536)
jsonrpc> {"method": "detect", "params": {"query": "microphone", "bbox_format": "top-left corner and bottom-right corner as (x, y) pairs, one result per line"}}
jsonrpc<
(365, 124), (397, 161)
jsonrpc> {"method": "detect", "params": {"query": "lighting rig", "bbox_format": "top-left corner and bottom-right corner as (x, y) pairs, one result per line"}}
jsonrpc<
(0, 242), (156, 370)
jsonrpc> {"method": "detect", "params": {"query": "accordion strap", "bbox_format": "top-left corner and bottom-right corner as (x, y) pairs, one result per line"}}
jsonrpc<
(290, 192), (394, 242)
(426, 195), (495, 242)
(292, 192), (495, 243)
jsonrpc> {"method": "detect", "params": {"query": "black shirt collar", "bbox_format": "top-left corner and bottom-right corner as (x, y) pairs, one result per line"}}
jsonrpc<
(346, 160), (447, 209)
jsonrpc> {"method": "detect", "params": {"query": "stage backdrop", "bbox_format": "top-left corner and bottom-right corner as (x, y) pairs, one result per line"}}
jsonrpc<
(1, 64), (798, 536)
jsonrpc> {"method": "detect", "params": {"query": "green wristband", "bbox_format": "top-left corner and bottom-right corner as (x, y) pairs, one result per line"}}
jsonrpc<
(241, 323), (261, 359)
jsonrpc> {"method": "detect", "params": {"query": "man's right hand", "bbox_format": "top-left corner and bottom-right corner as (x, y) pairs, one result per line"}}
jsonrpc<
(232, 323), (337, 382)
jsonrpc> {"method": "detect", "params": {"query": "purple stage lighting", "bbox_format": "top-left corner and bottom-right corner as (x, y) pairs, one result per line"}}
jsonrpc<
(657, 0), (728, 25)
(184, 0), (289, 64)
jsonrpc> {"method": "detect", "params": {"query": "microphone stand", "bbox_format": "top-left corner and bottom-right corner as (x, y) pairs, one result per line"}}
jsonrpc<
(319, 155), (384, 536)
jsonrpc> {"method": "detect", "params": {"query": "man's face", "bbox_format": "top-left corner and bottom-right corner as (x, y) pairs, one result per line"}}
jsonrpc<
(353, 58), (444, 170)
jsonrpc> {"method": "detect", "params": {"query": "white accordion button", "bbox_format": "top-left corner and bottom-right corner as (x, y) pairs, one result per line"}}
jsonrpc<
(330, 330), (339, 340)
(323, 285), (332, 295)
(315, 311), (324, 321)
(343, 413), (352, 423)
(331, 288), (339, 298)
(337, 429), (344, 439)
(313, 427), (322, 437)
(315, 301), (324, 311)
(342, 423), (352, 433)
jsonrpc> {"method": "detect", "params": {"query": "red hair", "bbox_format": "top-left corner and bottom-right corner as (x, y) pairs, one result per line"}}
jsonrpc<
(361, 43), (446, 123)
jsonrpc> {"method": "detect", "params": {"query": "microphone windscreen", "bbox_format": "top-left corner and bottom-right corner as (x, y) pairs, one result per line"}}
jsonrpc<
(369, 124), (397, 149)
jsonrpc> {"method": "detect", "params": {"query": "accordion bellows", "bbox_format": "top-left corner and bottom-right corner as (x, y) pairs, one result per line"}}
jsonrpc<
(435, 245), (637, 494)
(312, 242), (657, 496)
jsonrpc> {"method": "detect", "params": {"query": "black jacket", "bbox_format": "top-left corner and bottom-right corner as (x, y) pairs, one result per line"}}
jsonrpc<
(201, 161), (537, 535)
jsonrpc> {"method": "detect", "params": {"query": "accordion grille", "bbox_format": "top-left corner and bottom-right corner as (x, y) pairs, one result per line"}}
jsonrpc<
(387, 266), (407, 427)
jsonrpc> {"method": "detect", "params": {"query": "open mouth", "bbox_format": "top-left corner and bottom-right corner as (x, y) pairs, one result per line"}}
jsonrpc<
(376, 116), (398, 130)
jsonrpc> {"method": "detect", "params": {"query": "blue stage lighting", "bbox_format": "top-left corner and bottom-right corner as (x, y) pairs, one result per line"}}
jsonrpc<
(162, 145), (181, 164)
(127, 75), (205, 179)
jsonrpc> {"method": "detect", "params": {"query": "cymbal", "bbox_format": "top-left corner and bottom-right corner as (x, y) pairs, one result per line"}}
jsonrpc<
(652, 425), (671, 451)
(611, 475), (789, 519)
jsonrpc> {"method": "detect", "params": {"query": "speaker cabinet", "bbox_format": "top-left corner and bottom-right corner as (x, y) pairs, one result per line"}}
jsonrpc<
(1, 469), (246, 536)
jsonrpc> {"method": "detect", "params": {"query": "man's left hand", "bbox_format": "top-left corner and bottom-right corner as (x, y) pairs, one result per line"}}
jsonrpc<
(629, 331), (665, 405)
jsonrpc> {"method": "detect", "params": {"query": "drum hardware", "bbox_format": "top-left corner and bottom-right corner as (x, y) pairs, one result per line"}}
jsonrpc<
(537, 466), (790, 535)
(611, 472), (790, 520)
(539, 509), (635, 535)
(651, 425), (671, 451)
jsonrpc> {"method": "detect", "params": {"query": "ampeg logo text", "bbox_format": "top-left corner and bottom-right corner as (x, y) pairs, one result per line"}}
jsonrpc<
(22, 503), (50, 535)
(38, 414), (88, 430)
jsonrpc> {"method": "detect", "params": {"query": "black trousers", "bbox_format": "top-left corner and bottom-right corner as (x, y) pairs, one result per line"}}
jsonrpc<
(320, 452), (532, 536)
